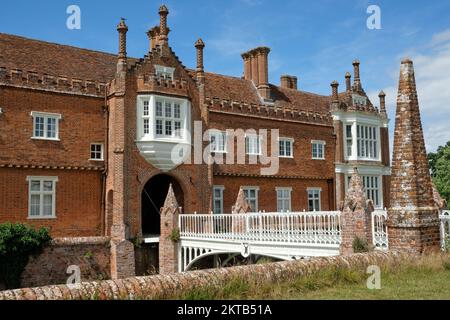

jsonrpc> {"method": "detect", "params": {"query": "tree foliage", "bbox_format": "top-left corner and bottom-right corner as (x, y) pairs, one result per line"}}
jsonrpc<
(428, 141), (450, 205)
(0, 223), (51, 289)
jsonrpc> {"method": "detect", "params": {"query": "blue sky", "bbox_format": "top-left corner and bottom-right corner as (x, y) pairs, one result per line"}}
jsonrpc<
(1, 0), (450, 152)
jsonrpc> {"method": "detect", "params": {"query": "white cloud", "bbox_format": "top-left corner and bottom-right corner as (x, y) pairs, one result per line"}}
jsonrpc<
(369, 30), (450, 153)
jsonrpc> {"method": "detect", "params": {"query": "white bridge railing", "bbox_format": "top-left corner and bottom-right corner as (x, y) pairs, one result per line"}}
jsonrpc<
(440, 210), (450, 251)
(372, 209), (388, 250)
(180, 211), (341, 245)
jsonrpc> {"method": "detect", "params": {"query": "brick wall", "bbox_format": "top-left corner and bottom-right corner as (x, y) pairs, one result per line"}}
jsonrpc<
(0, 168), (103, 237)
(20, 237), (110, 289)
(0, 251), (414, 300)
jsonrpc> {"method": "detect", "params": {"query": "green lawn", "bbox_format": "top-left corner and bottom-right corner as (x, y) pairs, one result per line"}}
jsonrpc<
(175, 254), (450, 300)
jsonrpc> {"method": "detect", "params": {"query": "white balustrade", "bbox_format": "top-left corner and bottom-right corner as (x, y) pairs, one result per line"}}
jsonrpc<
(179, 211), (341, 246)
(440, 210), (450, 251)
(371, 209), (388, 250)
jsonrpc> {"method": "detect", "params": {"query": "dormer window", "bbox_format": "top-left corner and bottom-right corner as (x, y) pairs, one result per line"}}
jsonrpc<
(155, 65), (175, 80)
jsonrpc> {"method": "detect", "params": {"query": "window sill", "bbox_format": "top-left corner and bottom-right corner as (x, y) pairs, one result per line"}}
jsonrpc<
(279, 156), (294, 159)
(312, 158), (326, 161)
(31, 137), (60, 142)
(89, 159), (105, 162)
(28, 216), (57, 220)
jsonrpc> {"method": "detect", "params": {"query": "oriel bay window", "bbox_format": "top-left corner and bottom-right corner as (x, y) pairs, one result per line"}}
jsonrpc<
(357, 125), (378, 159)
(137, 95), (190, 142)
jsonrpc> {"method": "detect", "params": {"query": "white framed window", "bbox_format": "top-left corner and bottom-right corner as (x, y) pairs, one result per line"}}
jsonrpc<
(345, 124), (353, 158)
(356, 125), (378, 159)
(311, 140), (326, 160)
(243, 187), (259, 212)
(346, 175), (382, 208)
(276, 187), (292, 213)
(279, 138), (294, 158)
(213, 186), (225, 214)
(155, 65), (175, 80)
(26, 176), (58, 219)
(307, 188), (321, 211)
(246, 135), (262, 155)
(31, 112), (61, 140)
(210, 131), (227, 153)
(90, 143), (104, 161)
(137, 95), (190, 142)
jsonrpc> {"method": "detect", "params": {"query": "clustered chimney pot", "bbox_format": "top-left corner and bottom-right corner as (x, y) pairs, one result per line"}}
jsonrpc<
(241, 47), (271, 100)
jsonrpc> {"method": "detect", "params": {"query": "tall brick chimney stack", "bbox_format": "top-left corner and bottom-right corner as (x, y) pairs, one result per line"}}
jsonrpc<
(280, 75), (298, 90)
(345, 72), (351, 92)
(117, 18), (128, 72)
(147, 26), (159, 51)
(331, 81), (339, 102)
(387, 58), (441, 254)
(195, 38), (205, 83)
(378, 90), (387, 116)
(158, 5), (169, 46)
(352, 59), (362, 92)
(241, 47), (271, 100)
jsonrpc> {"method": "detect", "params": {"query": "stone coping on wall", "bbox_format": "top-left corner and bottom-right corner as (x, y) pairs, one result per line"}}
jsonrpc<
(0, 251), (415, 300)
(50, 237), (111, 247)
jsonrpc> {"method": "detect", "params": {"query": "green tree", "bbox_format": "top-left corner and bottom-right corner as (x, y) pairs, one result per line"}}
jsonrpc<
(428, 141), (450, 205)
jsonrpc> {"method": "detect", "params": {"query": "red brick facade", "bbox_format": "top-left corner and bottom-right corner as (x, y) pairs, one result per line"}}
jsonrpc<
(0, 5), (393, 276)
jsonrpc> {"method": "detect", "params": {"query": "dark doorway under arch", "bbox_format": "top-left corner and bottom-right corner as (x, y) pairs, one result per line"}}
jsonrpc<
(141, 174), (184, 236)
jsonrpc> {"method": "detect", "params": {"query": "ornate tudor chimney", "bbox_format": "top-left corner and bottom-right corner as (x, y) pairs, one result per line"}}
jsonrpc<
(352, 59), (362, 92)
(242, 47), (271, 101)
(331, 80), (339, 102)
(117, 18), (128, 72)
(158, 5), (169, 46)
(345, 72), (351, 92)
(195, 38), (205, 83)
(379, 90), (387, 116)
(387, 59), (441, 254)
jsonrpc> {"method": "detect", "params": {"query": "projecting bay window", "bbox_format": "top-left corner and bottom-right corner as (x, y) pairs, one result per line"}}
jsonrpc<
(346, 125), (353, 157)
(27, 177), (58, 219)
(31, 112), (61, 140)
(276, 187), (292, 213)
(137, 95), (190, 142)
(357, 125), (378, 159)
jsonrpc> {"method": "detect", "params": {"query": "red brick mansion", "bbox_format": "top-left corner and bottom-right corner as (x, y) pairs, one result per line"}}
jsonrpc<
(0, 5), (390, 245)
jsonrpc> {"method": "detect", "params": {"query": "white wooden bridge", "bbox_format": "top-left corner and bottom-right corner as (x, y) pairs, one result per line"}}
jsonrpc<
(178, 210), (389, 272)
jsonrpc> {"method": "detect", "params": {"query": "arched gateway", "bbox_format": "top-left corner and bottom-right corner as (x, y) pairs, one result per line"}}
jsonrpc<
(141, 174), (184, 239)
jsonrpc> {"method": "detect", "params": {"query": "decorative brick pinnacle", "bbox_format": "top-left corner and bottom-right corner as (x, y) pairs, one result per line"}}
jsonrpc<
(163, 184), (179, 211)
(345, 72), (351, 92)
(344, 168), (368, 211)
(232, 188), (251, 214)
(117, 18), (128, 32)
(379, 90), (386, 113)
(331, 81), (339, 101)
(159, 5), (169, 14)
(195, 38), (205, 49)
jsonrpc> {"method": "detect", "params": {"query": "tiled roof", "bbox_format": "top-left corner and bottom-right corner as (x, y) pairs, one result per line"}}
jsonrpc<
(0, 33), (332, 114)
(0, 33), (118, 83)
